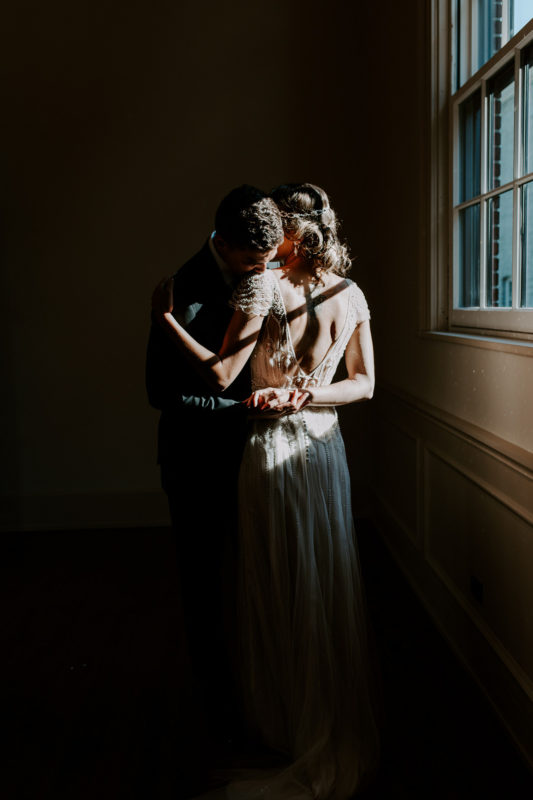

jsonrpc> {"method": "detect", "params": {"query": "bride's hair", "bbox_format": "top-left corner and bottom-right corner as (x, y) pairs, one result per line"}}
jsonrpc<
(269, 183), (351, 280)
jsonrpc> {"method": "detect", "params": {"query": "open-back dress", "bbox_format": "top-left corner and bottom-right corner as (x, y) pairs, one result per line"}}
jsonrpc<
(227, 269), (380, 800)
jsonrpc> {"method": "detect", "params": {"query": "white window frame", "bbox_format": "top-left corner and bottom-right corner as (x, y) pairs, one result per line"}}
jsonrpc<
(428, 1), (533, 346)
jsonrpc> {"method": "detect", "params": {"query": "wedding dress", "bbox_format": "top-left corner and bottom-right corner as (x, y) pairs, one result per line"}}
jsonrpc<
(219, 270), (379, 800)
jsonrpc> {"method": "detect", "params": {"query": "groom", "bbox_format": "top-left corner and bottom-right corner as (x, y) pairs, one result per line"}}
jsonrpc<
(146, 185), (284, 744)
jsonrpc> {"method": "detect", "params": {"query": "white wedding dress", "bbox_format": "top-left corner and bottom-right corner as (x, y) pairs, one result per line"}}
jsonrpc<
(213, 271), (379, 800)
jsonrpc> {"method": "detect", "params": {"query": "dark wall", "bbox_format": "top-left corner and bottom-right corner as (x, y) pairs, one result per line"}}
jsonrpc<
(1, 0), (385, 527)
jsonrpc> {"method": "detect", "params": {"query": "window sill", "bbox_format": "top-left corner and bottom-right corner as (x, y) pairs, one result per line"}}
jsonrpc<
(419, 329), (533, 356)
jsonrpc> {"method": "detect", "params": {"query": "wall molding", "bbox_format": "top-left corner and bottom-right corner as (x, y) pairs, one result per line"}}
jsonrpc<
(375, 415), (421, 548)
(375, 448), (533, 702)
(371, 382), (533, 767)
(373, 488), (418, 549)
(373, 495), (533, 770)
(424, 446), (533, 700)
(376, 382), (533, 476)
(424, 443), (533, 527)
(426, 544), (533, 702)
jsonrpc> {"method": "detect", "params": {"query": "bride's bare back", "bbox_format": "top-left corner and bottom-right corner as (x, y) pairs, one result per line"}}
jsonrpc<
(272, 270), (352, 376)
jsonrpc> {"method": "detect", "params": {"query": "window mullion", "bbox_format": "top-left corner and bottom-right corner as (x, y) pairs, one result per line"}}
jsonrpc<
(512, 47), (522, 309)
(452, 95), (459, 307)
(479, 78), (488, 308)
(471, 0), (478, 77)
(467, 0), (473, 79)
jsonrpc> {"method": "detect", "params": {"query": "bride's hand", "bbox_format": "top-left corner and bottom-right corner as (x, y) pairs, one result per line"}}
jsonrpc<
(246, 387), (287, 410)
(151, 277), (174, 318)
(245, 388), (310, 413)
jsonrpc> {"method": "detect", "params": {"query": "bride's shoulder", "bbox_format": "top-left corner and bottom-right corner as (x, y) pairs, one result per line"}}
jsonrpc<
(229, 269), (275, 316)
(324, 274), (370, 322)
(345, 279), (371, 323)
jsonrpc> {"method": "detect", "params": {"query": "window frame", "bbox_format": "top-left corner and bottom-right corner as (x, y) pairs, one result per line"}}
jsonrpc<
(427, 1), (533, 346)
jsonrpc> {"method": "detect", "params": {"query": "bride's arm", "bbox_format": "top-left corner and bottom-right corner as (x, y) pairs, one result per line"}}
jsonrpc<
(306, 320), (375, 406)
(152, 278), (264, 392)
(251, 320), (375, 410)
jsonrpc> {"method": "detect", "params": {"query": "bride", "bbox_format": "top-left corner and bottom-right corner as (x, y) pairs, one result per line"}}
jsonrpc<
(152, 183), (380, 798)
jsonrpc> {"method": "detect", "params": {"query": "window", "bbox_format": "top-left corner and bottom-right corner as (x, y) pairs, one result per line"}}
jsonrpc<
(449, 1), (533, 337)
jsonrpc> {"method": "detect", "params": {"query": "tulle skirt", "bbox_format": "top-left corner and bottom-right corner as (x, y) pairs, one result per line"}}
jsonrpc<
(231, 408), (379, 799)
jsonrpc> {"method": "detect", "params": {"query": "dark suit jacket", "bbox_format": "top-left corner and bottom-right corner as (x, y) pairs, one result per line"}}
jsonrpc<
(146, 241), (251, 478)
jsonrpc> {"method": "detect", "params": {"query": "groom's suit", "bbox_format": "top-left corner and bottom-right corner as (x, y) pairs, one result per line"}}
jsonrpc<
(146, 240), (250, 734)
(146, 239), (250, 470)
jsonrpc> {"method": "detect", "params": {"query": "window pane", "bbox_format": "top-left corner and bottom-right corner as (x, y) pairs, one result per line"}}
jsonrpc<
(459, 90), (481, 202)
(459, 204), (480, 306)
(488, 65), (514, 190)
(456, 0), (470, 90)
(521, 181), (533, 307)
(523, 45), (533, 175)
(472, 0), (499, 75)
(511, 0), (533, 36)
(486, 190), (513, 307)
(455, 1), (533, 90)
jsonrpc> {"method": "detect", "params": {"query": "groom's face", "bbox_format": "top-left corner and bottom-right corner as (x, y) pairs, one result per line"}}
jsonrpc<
(215, 237), (279, 277)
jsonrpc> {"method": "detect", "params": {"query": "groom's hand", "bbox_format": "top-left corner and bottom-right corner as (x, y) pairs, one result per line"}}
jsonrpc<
(244, 388), (310, 415)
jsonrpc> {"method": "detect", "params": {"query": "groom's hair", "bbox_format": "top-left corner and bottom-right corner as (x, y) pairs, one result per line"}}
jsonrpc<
(215, 185), (284, 251)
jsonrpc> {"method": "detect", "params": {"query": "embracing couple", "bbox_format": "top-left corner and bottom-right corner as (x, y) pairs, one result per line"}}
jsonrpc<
(146, 184), (379, 799)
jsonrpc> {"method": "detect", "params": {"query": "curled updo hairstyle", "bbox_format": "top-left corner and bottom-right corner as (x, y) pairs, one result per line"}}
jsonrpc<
(270, 183), (351, 280)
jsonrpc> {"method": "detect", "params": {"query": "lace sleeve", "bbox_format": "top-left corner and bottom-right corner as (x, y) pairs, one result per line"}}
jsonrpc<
(229, 271), (275, 317)
(352, 283), (371, 324)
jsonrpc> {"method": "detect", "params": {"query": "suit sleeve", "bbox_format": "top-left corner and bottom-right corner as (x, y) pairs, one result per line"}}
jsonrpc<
(145, 315), (241, 413)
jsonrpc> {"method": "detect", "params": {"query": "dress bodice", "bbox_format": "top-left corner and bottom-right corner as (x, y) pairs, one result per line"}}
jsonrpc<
(230, 269), (370, 392)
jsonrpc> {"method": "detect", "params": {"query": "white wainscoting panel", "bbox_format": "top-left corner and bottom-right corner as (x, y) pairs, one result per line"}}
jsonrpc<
(372, 385), (533, 767)
(425, 448), (533, 698)
(374, 416), (419, 547)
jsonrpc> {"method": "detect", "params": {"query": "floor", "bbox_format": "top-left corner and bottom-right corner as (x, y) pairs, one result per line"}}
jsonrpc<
(3, 523), (532, 799)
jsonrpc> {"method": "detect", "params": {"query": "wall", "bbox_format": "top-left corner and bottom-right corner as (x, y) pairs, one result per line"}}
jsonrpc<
(346, 0), (533, 767)
(1, 0), (372, 530)
(0, 1), (296, 527)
